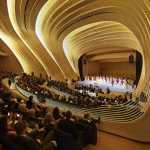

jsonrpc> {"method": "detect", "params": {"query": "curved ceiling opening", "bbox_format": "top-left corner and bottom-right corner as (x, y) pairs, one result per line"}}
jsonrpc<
(63, 21), (143, 79)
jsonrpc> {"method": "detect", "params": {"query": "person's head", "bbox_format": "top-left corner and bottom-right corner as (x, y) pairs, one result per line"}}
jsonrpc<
(65, 111), (72, 120)
(42, 105), (47, 111)
(43, 113), (53, 124)
(52, 107), (60, 116)
(84, 112), (90, 120)
(18, 103), (27, 112)
(29, 96), (33, 101)
(28, 109), (35, 117)
(15, 120), (28, 135)
(0, 115), (9, 135)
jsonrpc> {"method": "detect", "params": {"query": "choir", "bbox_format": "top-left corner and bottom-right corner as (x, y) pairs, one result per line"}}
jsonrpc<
(84, 75), (136, 89)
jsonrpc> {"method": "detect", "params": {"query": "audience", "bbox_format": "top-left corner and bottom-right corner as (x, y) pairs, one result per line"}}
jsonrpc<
(14, 120), (57, 150)
(0, 70), (142, 149)
(16, 72), (133, 109)
(0, 115), (16, 138)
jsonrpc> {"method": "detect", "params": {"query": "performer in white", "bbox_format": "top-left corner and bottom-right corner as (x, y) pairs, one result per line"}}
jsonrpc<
(85, 76), (87, 81)
(107, 76), (110, 83)
(128, 79), (135, 89)
(96, 76), (99, 80)
(119, 77), (123, 85)
(110, 76), (113, 85)
(103, 76), (106, 83)
(92, 76), (94, 81)
(123, 78), (128, 89)
(99, 76), (102, 82)
(114, 77), (118, 85)
(95, 76), (99, 83)
(131, 80), (135, 89)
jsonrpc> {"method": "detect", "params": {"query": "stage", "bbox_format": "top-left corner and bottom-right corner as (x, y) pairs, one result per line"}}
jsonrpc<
(78, 80), (136, 93)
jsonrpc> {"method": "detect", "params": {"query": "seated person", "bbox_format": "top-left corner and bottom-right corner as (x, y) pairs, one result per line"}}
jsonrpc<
(52, 94), (58, 101)
(106, 87), (110, 94)
(36, 105), (48, 118)
(58, 111), (78, 140)
(0, 115), (16, 139)
(14, 120), (57, 150)
(14, 97), (22, 110)
(17, 103), (28, 117)
(78, 112), (100, 128)
(26, 109), (42, 129)
(52, 107), (61, 121)
(40, 113), (57, 132)
(7, 100), (16, 112)
(59, 95), (66, 102)
(27, 109), (40, 121)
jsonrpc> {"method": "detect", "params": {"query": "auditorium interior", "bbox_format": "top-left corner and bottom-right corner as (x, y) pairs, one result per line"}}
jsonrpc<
(0, 0), (150, 150)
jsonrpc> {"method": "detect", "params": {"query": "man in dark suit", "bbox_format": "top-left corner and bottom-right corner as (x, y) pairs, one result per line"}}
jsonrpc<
(14, 120), (56, 150)
(58, 111), (78, 140)
(78, 112), (100, 128)
(78, 112), (99, 146)
(26, 96), (33, 109)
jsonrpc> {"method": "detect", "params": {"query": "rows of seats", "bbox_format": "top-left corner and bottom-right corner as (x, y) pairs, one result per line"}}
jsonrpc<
(17, 84), (144, 122)
(0, 70), (149, 150)
(0, 71), (97, 150)
(14, 73), (147, 122)
(0, 107), (97, 150)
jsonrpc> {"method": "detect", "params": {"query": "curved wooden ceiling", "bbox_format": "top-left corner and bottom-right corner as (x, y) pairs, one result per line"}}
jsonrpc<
(0, 0), (150, 141)
(0, 0), (148, 82)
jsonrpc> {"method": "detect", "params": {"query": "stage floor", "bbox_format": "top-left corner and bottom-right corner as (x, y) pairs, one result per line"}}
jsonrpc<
(78, 80), (136, 93)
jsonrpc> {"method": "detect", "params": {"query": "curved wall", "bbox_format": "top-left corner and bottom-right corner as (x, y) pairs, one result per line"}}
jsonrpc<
(0, 0), (150, 142)
(0, 39), (22, 74)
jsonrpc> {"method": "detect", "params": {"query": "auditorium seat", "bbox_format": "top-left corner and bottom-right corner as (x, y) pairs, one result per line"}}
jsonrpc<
(0, 135), (25, 150)
(75, 122), (97, 145)
(54, 128), (81, 150)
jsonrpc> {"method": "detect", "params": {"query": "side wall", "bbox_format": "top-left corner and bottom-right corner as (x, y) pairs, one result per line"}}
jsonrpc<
(82, 60), (136, 78)
(82, 60), (102, 77)
(0, 39), (22, 75)
(102, 62), (136, 78)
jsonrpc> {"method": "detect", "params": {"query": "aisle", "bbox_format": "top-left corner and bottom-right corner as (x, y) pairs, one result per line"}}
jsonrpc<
(83, 131), (150, 150)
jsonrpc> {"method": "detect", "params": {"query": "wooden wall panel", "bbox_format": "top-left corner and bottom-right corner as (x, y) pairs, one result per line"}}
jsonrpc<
(102, 62), (136, 78)
(82, 60), (101, 77)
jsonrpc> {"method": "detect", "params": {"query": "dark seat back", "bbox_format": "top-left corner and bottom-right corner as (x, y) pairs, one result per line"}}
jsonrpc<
(75, 122), (97, 145)
(54, 128), (81, 150)
(0, 135), (25, 150)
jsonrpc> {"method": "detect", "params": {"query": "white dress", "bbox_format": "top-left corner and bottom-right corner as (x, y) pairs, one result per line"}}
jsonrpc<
(114, 78), (117, 85)
(107, 77), (110, 83)
(119, 78), (122, 85)
(123, 79), (128, 89)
